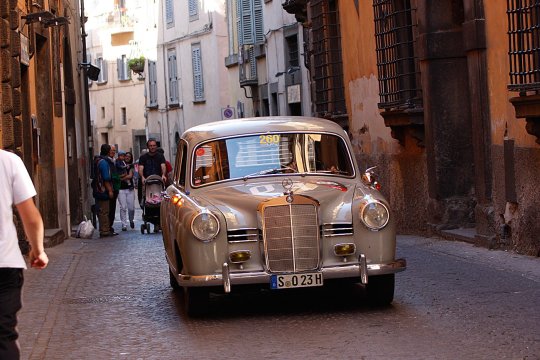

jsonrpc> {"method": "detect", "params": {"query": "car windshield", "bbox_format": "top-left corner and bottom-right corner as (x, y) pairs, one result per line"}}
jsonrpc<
(192, 133), (354, 186)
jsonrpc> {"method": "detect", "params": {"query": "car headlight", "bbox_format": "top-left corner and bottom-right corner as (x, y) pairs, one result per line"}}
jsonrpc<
(191, 211), (220, 242)
(360, 200), (389, 230)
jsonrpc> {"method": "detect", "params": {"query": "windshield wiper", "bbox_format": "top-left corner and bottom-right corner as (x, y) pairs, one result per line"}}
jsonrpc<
(242, 166), (297, 181)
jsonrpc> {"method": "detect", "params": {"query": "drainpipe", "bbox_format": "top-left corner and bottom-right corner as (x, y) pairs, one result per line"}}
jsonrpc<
(80, 0), (93, 159)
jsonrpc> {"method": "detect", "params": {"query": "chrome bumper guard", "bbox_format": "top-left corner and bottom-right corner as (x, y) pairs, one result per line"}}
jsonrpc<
(176, 254), (406, 293)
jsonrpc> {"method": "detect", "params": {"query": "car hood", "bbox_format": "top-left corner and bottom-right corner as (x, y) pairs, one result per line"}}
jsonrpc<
(191, 178), (358, 228)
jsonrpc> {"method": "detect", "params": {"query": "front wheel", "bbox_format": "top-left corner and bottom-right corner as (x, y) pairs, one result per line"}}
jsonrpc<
(365, 274), (395, 306)
(183, 287), (210, 317)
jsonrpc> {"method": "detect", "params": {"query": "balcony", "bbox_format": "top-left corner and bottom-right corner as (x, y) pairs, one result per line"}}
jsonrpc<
(239, 45), (258, 87)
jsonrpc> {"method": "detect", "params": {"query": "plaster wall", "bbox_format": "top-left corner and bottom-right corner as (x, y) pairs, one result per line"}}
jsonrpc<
(484, 0), (540, 255)
(339, 1), (429, 235)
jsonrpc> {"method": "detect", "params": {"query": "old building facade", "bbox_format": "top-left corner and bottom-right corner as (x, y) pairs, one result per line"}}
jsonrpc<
(1, 0), (92, 242)
(85, 0), (157, 158)
(284, 0), (540, 256)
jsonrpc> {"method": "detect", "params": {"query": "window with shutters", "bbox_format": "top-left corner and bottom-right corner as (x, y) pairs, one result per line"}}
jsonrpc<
(192, 43), (205, 102)
(507, 1), (540, 92)
(189, 0), (199, 21)
(97, 56), (108, 84)
(165, 0), (174, 27)
(148, 61), (158, 108)
(373, 0), (422, 109)
(121, 107), (127, 125)
(118, 54), (130, 81)
(168, 49), (180, 105)
(237, 0), (264, 46)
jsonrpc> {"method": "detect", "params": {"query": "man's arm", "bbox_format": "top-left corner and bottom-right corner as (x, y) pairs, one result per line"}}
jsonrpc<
(15, 198), (48, 269)
(161, 163), (167, 183)
(138, 164), (145, 184)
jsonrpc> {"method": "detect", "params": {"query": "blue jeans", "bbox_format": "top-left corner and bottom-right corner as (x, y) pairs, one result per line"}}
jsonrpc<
(0, 268), (23, 360)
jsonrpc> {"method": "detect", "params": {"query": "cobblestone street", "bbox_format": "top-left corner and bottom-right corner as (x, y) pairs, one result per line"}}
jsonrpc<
(17, 210), (540, 360)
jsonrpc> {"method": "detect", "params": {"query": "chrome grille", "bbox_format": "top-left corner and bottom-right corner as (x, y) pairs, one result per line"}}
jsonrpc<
(322, 223), (353, 237)
(262, 203), (320, 273)
(227, 228), (260, 243)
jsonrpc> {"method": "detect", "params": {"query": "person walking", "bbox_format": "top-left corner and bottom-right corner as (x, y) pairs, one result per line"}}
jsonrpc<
(118, 151), (135, 231)
(92, 144), (115, 237)
(138, 139), (167, 185)
(138, 139), (166, 232)
(0, 149), (48, 359)
(107, 145), (120, 235)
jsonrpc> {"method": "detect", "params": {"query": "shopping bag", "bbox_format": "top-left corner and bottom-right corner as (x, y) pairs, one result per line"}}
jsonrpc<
(76, 216), (95, 239)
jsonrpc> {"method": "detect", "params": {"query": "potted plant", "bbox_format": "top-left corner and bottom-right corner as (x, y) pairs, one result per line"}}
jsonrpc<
(128, 56), (145, 74)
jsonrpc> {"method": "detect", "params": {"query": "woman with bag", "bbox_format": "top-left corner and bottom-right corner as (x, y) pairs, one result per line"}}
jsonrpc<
(118, 152), (136, 231)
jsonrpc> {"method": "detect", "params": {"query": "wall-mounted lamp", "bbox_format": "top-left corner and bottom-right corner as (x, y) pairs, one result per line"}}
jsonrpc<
(275, 66), (301, 77)
(21, 11), (70, 28)
(79, 62), (101, 81)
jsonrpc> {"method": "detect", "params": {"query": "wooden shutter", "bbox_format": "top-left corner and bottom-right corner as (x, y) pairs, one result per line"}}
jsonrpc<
(192, 45), (204, 101)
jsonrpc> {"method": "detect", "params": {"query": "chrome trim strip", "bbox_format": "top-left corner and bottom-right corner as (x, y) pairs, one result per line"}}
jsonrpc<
(322, 233), (354, 237)
(175, 258), (407, 288)
(227, 239), (259, 243)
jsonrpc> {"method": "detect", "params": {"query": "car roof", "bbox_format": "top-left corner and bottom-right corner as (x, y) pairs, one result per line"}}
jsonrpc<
(182, 116), (348, 144)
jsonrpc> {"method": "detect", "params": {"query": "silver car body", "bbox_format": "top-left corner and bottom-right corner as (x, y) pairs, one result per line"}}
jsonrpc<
(161, 116), (405, 296)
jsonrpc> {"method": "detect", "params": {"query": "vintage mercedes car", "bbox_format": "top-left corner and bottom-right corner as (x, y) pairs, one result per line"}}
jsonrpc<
(161, 116), (406, 315)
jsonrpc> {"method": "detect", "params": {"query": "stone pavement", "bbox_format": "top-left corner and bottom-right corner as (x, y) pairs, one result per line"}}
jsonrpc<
(15, 211), (540, 359)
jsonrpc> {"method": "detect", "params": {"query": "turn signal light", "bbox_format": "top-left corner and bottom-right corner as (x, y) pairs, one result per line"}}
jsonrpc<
(229, 250), (251, 263)
(172, 195), (184, 206)
(334, 243), (356, 256)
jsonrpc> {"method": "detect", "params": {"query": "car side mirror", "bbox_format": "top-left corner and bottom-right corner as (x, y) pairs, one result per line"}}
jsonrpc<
(362, 166), (381, 190)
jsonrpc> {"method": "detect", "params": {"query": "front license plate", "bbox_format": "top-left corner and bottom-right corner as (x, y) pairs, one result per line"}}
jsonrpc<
(270, 272), (323, 289)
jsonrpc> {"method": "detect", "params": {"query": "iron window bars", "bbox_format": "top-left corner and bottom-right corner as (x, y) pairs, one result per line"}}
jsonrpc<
(311, 0), (347, 118)
(373, 0), (422, 110)
(507, 0), (540, 92)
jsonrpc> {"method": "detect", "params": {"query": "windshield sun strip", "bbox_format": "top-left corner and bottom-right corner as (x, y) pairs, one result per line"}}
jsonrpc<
(189, 131), (356, 188)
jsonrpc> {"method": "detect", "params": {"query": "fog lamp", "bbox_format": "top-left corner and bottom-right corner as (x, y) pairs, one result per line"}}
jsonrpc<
(229, 250), (251, 263)
(334, 243), (356, 256)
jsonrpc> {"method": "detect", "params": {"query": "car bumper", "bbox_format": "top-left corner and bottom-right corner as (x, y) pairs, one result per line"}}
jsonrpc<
(175, 255), (406, 293)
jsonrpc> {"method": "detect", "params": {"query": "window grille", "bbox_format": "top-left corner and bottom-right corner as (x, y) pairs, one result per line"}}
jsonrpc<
(286, 34), (299, 68)
(311, 0), (347, 117)
(373, 0), (422, 109)
(507, 0), (540, 92)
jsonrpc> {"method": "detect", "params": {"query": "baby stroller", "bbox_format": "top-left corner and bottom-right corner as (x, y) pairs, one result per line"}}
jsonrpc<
(140, 174), (164, 234)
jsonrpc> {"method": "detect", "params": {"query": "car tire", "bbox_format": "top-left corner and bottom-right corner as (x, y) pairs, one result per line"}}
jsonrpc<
(184, 287), (209, 317)
(169, 269), (181, 291)
(141, 224), (146, 234)
(365, 274), (395, 306)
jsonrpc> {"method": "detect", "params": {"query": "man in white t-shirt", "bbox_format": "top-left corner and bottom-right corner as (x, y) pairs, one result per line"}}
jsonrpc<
(0, 149), (48, 359)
